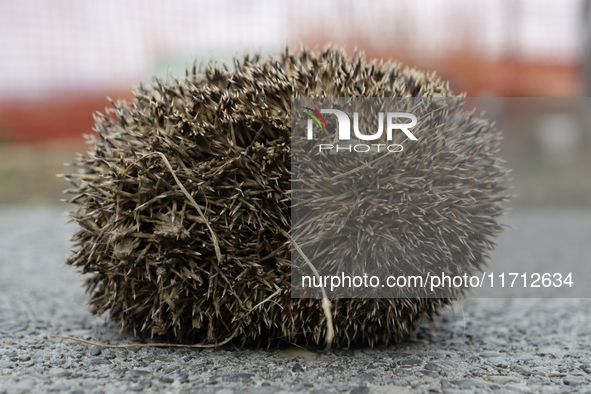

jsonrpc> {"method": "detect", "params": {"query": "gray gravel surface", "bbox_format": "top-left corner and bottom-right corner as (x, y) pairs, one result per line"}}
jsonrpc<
(1, 207), (591, 394)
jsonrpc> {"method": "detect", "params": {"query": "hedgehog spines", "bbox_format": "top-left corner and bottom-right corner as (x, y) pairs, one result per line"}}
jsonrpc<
(62, 46), (509, 347)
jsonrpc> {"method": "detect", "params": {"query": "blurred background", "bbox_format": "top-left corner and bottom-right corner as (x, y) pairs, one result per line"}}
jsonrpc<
(0, 0), (590, 207)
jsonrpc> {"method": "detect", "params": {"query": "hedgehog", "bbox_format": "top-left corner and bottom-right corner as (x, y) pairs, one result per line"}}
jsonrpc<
(61, 46), (510, 348)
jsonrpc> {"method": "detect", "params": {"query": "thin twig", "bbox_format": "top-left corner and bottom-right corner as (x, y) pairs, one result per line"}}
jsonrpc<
(124, 152), (223, 265)
(50, 324), (241, 348)
(281, 229), (334, 349)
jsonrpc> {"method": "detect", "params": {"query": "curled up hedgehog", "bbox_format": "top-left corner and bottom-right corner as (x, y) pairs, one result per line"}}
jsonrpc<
(61, 47), (510, 348)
